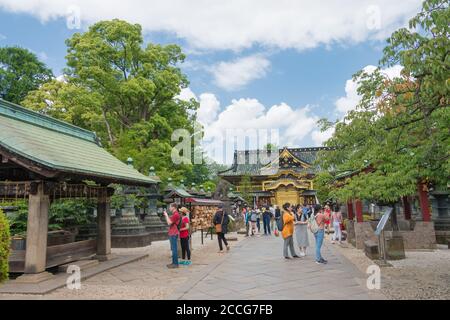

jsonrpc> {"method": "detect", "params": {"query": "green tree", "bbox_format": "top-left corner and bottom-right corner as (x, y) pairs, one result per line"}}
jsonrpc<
(0, 209), (10, 283)
(316, 0), (449, 207)
(22, 19), (211, 185)
(0, 46), (53, 104)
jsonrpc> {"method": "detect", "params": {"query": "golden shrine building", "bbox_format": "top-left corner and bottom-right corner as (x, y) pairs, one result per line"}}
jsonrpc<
(219, 147), (331, 208)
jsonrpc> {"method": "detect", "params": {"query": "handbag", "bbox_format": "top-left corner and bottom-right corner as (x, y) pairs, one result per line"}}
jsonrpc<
(215, 212), (225, 233)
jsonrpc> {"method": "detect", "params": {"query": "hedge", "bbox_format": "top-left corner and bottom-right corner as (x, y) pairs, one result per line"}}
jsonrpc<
(0, 209), (10, 283)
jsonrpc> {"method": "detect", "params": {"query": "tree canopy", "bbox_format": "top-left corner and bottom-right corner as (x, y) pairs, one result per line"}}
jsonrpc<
(0, 46), (53, 104)
(21, 19), (211, 188)
(315, 0), (449, 203)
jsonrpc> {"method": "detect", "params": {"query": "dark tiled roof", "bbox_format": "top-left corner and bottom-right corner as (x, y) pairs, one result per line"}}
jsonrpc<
(219, 147), (330, 177)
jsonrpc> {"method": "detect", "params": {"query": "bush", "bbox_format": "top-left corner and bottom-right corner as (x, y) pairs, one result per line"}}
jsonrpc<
(0, 209), (10, 283)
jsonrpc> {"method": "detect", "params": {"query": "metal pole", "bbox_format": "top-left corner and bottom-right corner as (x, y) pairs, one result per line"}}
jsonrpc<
(201, 229), (204, 245)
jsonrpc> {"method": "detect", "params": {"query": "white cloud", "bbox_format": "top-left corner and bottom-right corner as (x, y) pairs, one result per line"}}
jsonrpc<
(199, 95), (320, 163)
(335, 64), (403, 114)
(0, 0), (423, 51)
(197, 93), (220, 126)
(0, 33), (6, 41)
(311, 127), (335, 146)
(176, 87), (197, 102)
(210, 55), (271, 91)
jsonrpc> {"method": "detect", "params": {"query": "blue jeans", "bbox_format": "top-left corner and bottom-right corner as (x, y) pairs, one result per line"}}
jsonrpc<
(169, 235), (179, 265)
(263, 215), (271, 234)
(314, 229), (325, 262)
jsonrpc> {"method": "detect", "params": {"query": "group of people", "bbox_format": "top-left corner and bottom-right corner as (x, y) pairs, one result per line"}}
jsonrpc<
(163, 203), (231, 269)
(242, 202), (344, 265)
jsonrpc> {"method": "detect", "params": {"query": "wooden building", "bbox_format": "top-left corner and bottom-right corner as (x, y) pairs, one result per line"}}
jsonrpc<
(219, 147), (330, 208)
(0, 99), (157, 282)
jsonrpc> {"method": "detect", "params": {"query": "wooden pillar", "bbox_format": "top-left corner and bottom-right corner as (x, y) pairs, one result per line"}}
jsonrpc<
(355, 200), (364, 223)
(402, 196), (412, 220)
(418, 183), (431, 222)
(347, 201), (354, 220)
(96, 197), (112, 261)
(24, 182), (50, 274)
(15, 182), (54, 283)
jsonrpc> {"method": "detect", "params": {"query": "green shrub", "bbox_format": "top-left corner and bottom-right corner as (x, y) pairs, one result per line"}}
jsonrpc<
(0, 209), (10, 283)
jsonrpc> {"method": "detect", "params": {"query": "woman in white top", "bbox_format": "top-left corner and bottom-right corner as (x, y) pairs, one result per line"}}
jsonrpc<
(331, 205), (343, 244)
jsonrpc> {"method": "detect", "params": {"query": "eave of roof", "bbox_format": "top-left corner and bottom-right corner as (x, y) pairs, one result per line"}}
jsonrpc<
(0, 99), (157, 186)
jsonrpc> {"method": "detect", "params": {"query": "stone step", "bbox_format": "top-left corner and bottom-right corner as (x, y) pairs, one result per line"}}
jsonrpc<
(58, 259), (99, 273)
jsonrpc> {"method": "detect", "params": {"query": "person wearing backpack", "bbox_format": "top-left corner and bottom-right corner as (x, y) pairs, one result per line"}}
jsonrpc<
(163, 203), (181, 269)
(310, 204), (327, 265)
(213, 206), (230, 253)
(281, 203), (300, 259)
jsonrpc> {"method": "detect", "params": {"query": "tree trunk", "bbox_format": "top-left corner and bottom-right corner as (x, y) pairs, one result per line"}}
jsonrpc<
(102, 108), (115, 146)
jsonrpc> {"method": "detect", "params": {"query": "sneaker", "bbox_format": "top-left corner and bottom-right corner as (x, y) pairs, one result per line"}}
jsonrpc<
(226, 246), (230, 251)
(185, 261), (192, 265)
(300, 251), (306, 257)
(320, 258), (328, 264)
(315, 260), (325, 265)
(285, 256), (291, 260)
(167, 264), (179, 269)
(218, 250), (224, 254)
(293, 255), (301, 259)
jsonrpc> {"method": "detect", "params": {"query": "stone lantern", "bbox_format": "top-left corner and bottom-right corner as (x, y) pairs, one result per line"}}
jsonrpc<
(141, 166), (168, 241)
(111, 157), (148, 247)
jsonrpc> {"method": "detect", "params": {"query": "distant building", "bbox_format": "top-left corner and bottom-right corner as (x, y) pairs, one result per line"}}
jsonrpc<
(219, 147), (330, 208)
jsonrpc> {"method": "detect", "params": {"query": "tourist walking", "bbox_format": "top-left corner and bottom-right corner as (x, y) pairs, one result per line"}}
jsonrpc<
(324, 204), (332, 235)
(213, 206), (230, 253)
(331, 205), (343, 244)
(281, 203), (300, 259)
(250, 208), (258, 236)
(262, 206), (272, 235)
(294, 205), (309, 256)
(270, 205), (276, 232)
(163, 203), (181, 269)
(179, 207), (191, 265)
(310, 204), (327, 264)
(256, 208), (261, 233)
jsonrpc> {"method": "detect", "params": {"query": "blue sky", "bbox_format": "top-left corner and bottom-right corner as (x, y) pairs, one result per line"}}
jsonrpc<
(0, 1), (422, 163)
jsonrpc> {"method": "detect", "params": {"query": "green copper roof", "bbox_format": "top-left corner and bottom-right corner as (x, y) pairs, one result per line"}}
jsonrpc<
(0, 99), (157, 186)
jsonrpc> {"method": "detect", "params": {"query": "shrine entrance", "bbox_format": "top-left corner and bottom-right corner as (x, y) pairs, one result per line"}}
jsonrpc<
(275, 185), (300, 207)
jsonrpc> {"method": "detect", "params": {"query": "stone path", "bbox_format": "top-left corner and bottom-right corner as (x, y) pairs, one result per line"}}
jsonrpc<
(0, 231), (386, 300)
(174, 233), (386, 300)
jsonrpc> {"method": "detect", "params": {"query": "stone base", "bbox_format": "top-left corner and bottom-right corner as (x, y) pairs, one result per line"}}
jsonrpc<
(95, 254), (116, 262)
(354, 222), (378, 249)
(385, 221), (436, 250)
(58, 259), (99, 272)
(435, 230), (450, 245)
(364, 240), (379, 260)
(15, 272), (54, 284)
(147, 230), (169, 242)
(386, 234), (406, 260)
(111, 233), (152, 248)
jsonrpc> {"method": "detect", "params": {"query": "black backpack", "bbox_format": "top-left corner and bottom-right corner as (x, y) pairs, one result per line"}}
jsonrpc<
(276, 212), (284, 231)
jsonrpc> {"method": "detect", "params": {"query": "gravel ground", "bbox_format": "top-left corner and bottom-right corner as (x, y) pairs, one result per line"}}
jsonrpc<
(330, 236), (450, 300)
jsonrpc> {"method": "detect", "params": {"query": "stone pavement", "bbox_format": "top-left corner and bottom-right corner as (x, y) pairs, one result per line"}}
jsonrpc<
(174, 232), (386, 300)
(0, 231), (386, 300)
